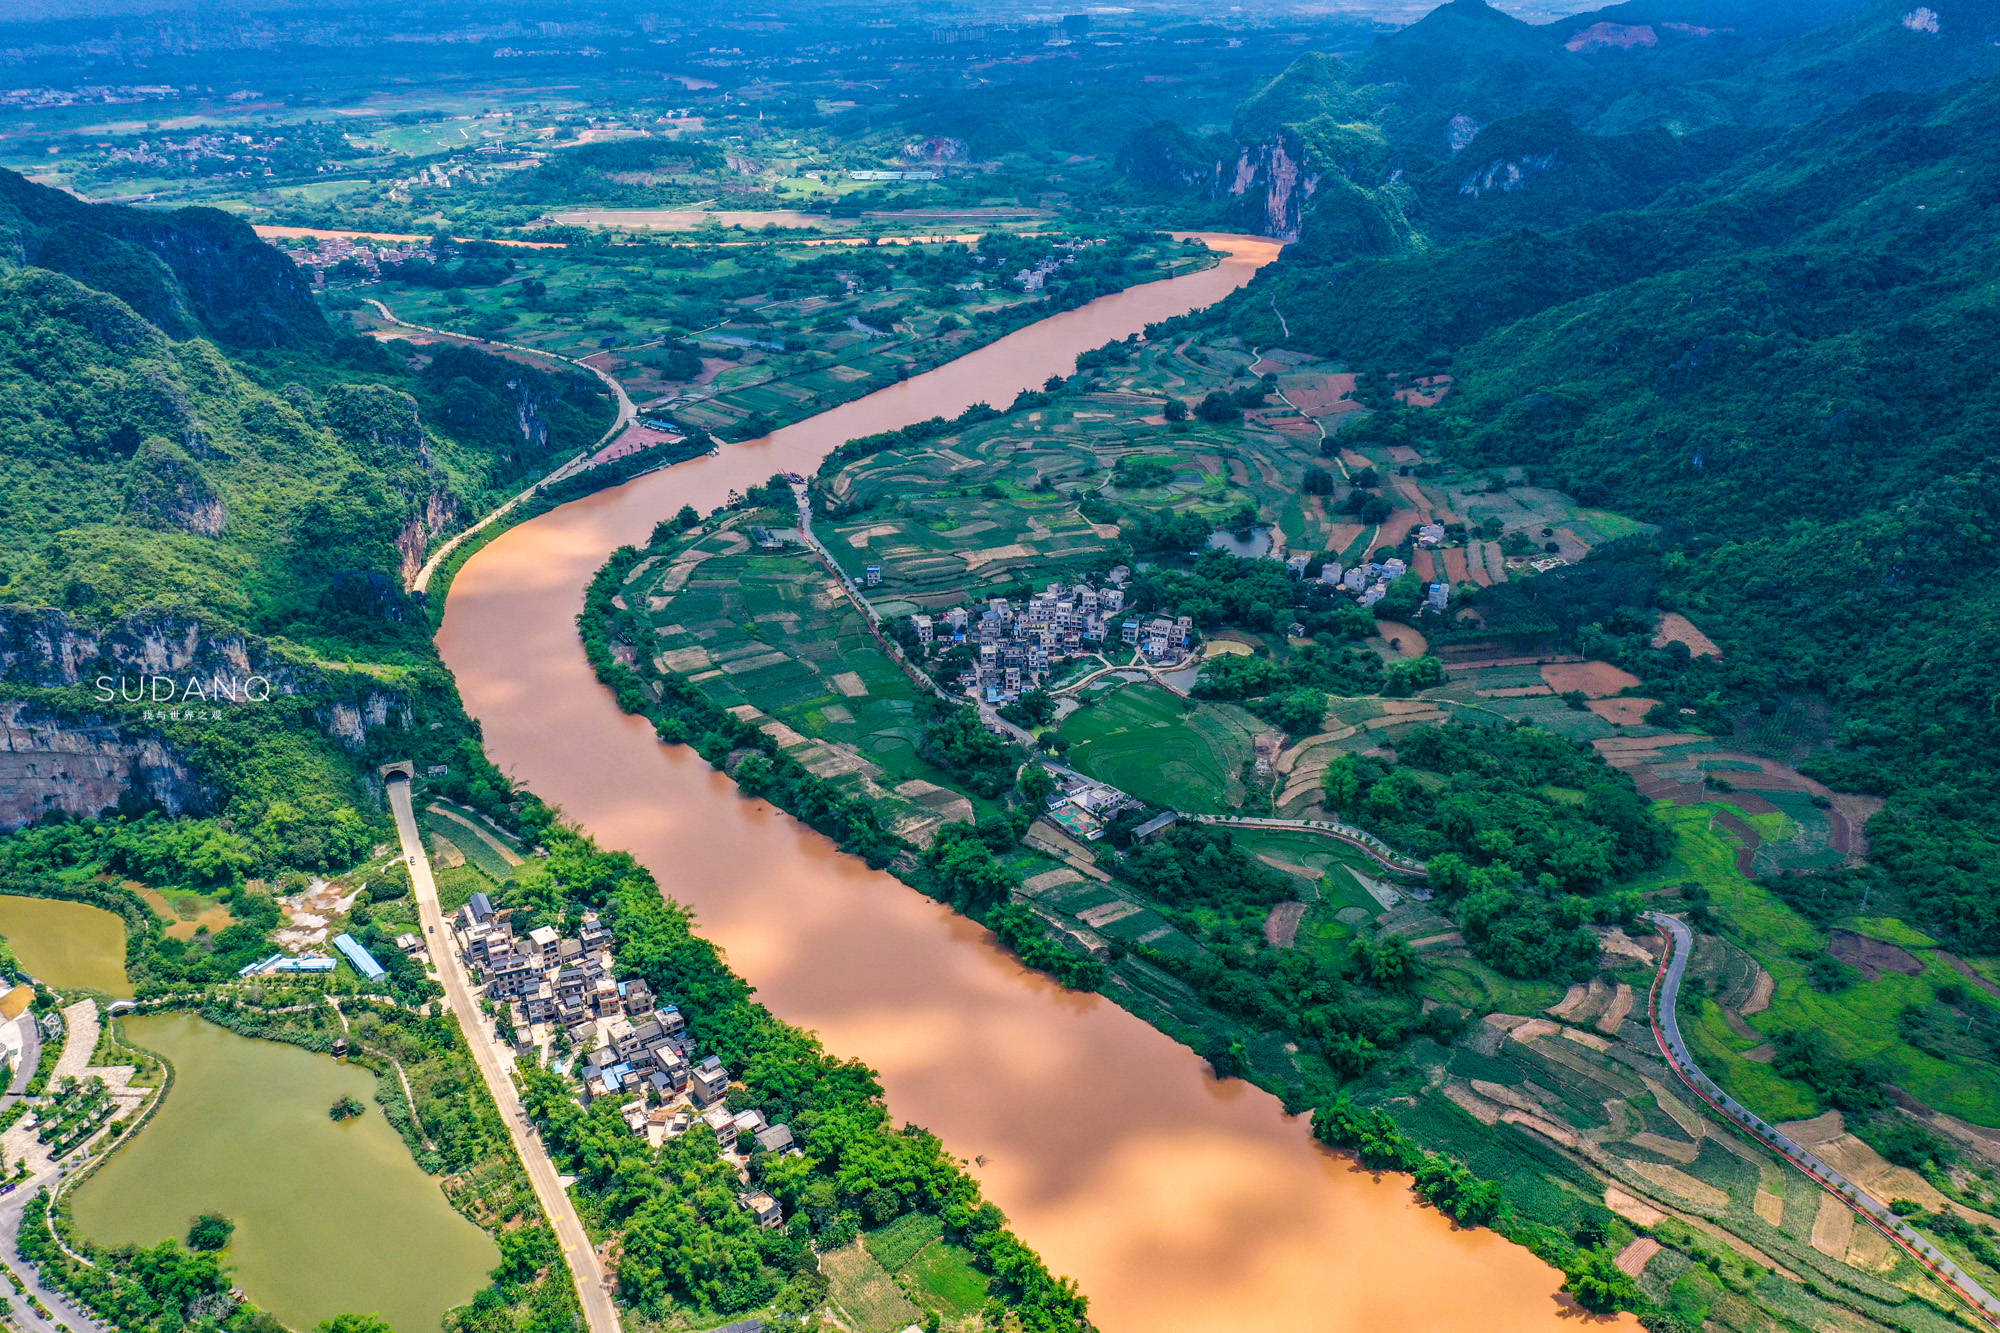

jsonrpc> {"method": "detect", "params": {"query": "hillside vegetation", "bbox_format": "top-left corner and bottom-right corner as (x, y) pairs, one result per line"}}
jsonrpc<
(1229, 65), (2000, 953)
(0, 167), (611, 877)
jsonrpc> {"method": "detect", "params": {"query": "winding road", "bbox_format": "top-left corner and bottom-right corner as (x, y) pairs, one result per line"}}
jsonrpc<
(1184, 813), (1426, 876)
(359, 296), (640, 596)
(1645, 911), (2000, 1326)
(0, 1005), (115, 1333)
(387, 775), (622, 1333)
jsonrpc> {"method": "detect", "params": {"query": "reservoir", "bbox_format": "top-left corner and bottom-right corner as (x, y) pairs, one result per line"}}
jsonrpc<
(0, 895), (131, 996)
(438, 234), (1632, 1331)
(72, 1013), (495, 1333)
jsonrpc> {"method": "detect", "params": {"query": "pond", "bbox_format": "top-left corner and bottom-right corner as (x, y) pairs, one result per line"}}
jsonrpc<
(1205, 525), (1275, 559)
(0, 895), (131, 996)
(71, 1013), (495, 1333)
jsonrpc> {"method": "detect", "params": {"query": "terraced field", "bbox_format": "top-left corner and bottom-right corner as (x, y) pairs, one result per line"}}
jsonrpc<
(625, 520), (992, 842)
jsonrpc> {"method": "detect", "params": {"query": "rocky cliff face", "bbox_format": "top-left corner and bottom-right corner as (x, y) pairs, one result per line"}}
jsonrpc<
(1, 607), (275, 690)
(1458, 150), (1561, 198)
(0, 607), (412, 829)
(395, 490), (463, 584)
(0, 698), (207, 828)
(1222, 131), (1322, 241)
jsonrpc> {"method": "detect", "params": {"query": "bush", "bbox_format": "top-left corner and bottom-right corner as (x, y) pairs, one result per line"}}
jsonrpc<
(186, 1214), (234, 1251)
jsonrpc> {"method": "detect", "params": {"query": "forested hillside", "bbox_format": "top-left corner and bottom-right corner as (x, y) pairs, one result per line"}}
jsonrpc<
(1208, 15), (2000, 951)
(1121, 0), (2000, 244)
(0, 168), (611, 877)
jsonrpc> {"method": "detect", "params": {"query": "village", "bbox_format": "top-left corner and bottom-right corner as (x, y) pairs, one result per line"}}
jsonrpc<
(888, 572), (1199, 704)
(449, 891), (795, 1231)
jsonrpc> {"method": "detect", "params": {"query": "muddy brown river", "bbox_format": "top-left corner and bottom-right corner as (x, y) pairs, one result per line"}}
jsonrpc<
(438, 235), (1629, 1331)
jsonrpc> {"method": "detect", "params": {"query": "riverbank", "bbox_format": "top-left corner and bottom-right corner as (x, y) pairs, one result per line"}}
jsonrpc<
(434, 233), (1634, 1332)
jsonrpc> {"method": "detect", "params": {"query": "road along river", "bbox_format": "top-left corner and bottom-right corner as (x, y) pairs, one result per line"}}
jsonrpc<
(438, 233), (1631, 1332)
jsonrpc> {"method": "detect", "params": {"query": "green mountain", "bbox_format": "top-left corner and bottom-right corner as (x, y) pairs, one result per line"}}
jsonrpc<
(1124, 0), (2000, 246)
(1225, 57), (2000, 950)
(0, 169), (324, 348)
(0, 169), (610, 871)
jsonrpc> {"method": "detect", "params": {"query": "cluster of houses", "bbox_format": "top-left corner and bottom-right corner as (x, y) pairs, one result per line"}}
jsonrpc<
(1277, 552), (1449, 614)
(452, 892), (794, 1229)
(286, 234), (437, 282)
(902, 578), (1197, 702)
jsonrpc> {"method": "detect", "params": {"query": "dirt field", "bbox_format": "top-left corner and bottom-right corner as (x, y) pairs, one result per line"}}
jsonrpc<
(1283, 372), (1359, 417)
(1394, 374), (1452, 407)
(1653, 611), (1722, 658)
(1588, 697), (1659, 725)
(1264, 902), (1307, 948)
(1540, 660), (1643, 697)
(1828, 929), (1924, 981)
(1371, 621), (1428, 658)
(1376, 507), (1423, 548)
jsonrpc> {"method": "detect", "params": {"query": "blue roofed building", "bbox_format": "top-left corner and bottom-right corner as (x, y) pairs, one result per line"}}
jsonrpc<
(333, 932), (387, 981)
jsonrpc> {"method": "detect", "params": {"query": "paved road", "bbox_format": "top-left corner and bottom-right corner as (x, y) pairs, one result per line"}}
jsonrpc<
(387, 777), (623, 1333)
(0, 1005), (116, 1333)
(1645, 911), (2000, 1327)
(1184, 813), (1426, 876)
(362, 296), (638, 596)
(0, 1179), (114, 1333)
(3, 1013), (40, 1100)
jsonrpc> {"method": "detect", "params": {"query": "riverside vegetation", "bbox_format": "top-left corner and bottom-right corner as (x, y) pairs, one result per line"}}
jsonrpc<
(0, 151), (1168, 1331)
(9, 1), (2000, 1330)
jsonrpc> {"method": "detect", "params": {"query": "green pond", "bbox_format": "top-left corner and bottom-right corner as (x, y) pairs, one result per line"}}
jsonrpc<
(0, 895), (131, 996)
(72, 1013), (496, 1333)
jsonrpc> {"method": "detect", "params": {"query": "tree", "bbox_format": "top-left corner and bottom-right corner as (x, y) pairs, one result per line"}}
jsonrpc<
(185, 1213), (233, 1251)
(1195, 391), (1239, 423)
(1017, 765), (1057, 808)
(1163, 396), (1188, 423)
(318, 1318), (396, 1333)
(329, 1094), (366, 1121)
(1259, 687), (1328, 738)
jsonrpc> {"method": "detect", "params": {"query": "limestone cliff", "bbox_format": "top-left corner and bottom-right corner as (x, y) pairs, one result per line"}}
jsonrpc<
(0, 607), (413, 829)
(0, 698), (207, 828)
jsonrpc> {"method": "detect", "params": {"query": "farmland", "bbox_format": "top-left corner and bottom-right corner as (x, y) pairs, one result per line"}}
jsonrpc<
(624, 524), (987, 844)
(1057, 683), (1264, 814)
(600, 317), (2000, 1333)
(346, 231), (1212, 442)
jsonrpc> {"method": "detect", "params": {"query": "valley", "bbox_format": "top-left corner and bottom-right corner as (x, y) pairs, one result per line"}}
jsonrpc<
(3, 2), (2000, 1333)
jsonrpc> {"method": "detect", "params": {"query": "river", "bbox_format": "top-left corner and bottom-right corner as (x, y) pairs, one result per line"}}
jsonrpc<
(437, 234), (1628, 1331)
(72, 1013), (494, 1333)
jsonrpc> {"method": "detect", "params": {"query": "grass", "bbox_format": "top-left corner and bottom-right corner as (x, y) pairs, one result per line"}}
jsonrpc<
(858, 1214), (989, 1325)
(417, 806), (520, 882)
(1641, 802), (2000, 1126)
(863, 1212), (942, 1271)
(900, 1239), (990, 1321)
(1422, 955), (1566, 1017)
(821, 1240), (922, 1333)
(1059, 683), (1261, 813)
